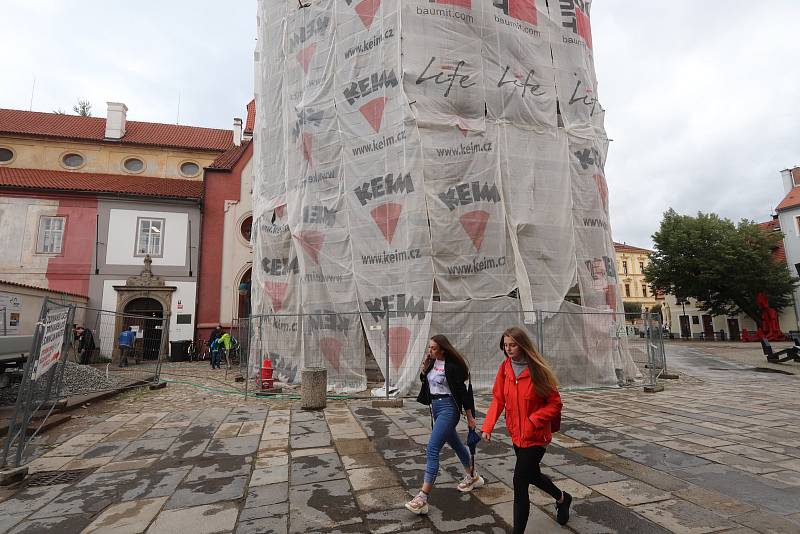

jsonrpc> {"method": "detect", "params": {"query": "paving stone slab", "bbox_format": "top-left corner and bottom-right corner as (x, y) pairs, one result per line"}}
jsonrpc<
(672, 487), (756, 518)
(632, 498), (736, 534)
(424, 488), (496, 533)
(561, 422), (628, 445)
(8, 513), (92, 534)
(166, 475), (247, 510)
(244, 482), (289, 509)
(96, 458), (157, 473)
(236, 516), (287, 534)
(0, 513), (26, 534)
(289, 432), (331, 449)
(699, 452), (783, 475)
(596, 439), (711, 471)
(762, 470), (800, 488)
(365, 508), (430, 534)
(139, 427), (185, 440)
(673, 463), (800, 516)
(214, 422), (243, 439)
(598, 457), (692, 492)
(255, 454), (289, 469)
(290, 446), (335, 458)
(347, 466), (399, 491)
(164, 438), (210, 460)
(0, 484), (69, 516)
(115, 438), (177, 461)
(290, 419), (329, 435)
(354, 485), (409, 512)
(146, 501), (238, 534)
(251, 465), (289, 487)
(238, 501), (288, 521)
(81, 440), (132, 459)
(529, 477), (593, 506)
(341, 452), (386, 470)
(491, 500), (551, 533)
(205, 436), (260, 456)
(185, 455), (252, 482)
(728, 509), (800, 534)
(472, 482), (515, 506)
(554, 463), (629, 486)
(82, 496), (167, 534)
(568, 496), (673, 534)
(333, 438), (375, 456)
(289, 478), (362, 532)
(590, 479), (672, 507)
(291, 452), (345, 486)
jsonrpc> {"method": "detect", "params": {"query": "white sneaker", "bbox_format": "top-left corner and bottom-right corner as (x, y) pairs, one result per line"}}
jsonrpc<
(457, 473), (485, 492)
(405, 493), (429, 515)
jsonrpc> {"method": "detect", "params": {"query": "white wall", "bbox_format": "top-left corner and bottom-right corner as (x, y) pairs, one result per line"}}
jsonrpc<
(220, 157), (254, 324)
(105, 209), (188, 266)
(167, 281), (196, 341)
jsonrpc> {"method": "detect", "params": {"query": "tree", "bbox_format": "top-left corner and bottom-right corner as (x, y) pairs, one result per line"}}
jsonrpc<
(72, 99), (92, 117)
(622, 301), (641, 319)
(645, 209), (797, 327)
(649, 303), (662, 322)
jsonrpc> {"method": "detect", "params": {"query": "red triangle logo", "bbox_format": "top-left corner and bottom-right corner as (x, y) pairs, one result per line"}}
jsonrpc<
(509, 0), (537, 25)
(459, 210), (490, 251)
(320, 337), (342, 370)
(264, 281), (288, 312)
(355, 0), (380, 29)
(295, 230), (325, 264)
(369, 202), (402, 244)
(359, 97), (387, 133)
(388, 326), (411, 370)
(301, 132), (313, 165)
(455, 118), (469, 137)
(296, 42), (317, 74)
(576, 6), (593, 49)
(275, 205), (286, 219)
(592, 174), (608, 212)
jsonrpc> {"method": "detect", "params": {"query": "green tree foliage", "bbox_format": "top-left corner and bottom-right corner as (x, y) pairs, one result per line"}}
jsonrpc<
(645, 209), (797, 326)
(622, 301), (642, 319)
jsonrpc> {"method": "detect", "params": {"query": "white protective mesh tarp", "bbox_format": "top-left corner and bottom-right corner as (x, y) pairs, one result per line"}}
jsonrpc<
(252, 0), (636, 394)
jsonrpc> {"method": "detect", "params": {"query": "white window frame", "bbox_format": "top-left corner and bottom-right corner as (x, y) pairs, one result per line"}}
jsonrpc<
(36, 216), (66, 254)
(135, 217), (165, 257)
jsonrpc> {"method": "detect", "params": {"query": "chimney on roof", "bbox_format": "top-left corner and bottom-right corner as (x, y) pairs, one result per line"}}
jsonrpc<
(233, 117), (243, 147)
(105, 102), (128, 140)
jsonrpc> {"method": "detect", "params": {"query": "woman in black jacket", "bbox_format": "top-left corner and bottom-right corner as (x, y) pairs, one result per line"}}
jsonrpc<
(405, 335), (483, 515)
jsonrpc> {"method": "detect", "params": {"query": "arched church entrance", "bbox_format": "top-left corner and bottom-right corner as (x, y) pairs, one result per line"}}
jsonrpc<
(124, 297), (163, 360)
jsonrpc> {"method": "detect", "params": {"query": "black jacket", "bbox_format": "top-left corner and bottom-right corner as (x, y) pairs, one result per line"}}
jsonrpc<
(416, 357), (475, 414)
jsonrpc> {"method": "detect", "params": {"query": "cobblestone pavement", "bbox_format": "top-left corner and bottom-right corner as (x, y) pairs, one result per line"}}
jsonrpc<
(1, 347), (800, 533)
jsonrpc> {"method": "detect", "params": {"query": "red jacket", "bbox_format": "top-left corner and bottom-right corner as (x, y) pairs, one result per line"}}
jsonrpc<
(481, 357), (562, 448)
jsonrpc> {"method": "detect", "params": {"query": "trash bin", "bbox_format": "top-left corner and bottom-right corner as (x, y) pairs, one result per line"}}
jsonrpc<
(169, 340), (191, 362)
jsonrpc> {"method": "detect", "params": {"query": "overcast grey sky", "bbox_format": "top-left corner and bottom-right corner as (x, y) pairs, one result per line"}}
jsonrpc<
(2, 1), (798, 249)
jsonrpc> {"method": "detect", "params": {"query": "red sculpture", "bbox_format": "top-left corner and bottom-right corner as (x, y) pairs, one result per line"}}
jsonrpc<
(756, 292), (785, 342)
(741, 328), (751, 342)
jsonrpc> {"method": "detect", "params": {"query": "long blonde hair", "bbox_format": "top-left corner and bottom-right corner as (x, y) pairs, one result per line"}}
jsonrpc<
(500, 326), (558, 397)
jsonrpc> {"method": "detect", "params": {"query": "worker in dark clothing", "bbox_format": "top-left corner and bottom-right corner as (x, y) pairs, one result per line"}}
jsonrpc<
(76, 326), (96, 365)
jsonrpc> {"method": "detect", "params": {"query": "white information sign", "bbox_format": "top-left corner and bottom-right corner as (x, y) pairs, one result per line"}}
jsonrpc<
(32, 307), (70, 380)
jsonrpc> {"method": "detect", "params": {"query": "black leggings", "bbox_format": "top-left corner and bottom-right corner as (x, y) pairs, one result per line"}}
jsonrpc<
(513, 445), (562, 534)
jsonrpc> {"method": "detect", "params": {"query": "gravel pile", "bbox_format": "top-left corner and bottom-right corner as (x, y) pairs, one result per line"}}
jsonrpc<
(60, 361), (122, 395)
(0, 362), (124, 406)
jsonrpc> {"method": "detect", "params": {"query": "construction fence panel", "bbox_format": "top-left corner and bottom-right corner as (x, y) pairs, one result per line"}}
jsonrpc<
(2, 299), (74, 468)
(244, 307), (665, 396)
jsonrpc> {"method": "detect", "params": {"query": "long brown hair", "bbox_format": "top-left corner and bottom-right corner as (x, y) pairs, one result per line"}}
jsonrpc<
(430, 334), (470, 379)
(500, 327), (558, 397)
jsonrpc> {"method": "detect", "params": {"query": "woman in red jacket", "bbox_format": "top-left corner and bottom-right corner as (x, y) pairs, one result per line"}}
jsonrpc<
(481, 326), (571, 531)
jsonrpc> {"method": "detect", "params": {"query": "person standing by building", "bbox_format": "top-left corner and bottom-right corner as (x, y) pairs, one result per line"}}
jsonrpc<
(405, 334), (482, 515)
(76, 326), (96, 365)
(117, 326), (135, 367)
(217, 329), (235, 370)
(481, 326), (571, 531)
(208, 325), (222, 368)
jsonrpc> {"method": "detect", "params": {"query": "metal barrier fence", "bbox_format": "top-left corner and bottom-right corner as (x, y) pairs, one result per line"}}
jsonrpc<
(2, 298), (74, 468)
(241, 309), (667, 396)
(64, 307), (168, 394)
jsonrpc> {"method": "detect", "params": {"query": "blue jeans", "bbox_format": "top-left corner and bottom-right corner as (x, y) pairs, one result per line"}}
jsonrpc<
(211, 349), (221, 368)
(424, 397), (471, 485)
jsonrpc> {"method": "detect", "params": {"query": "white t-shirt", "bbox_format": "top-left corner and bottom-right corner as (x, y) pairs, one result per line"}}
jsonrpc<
(427, 359), (451, 396)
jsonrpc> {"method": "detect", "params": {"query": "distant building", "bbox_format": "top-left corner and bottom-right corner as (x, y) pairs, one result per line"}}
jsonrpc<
(0, 104), (234, 357)
(775, 166), (800, 329)
(613, 242), (659, 312)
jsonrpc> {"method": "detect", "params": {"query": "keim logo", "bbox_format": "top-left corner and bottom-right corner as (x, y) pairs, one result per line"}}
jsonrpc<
(354, 172), (415, 243)
(264, 281), (289, 311)
(319, 337), (343, 369)
(559, 0), (592, 48)
(261, 256), (299, 276)
(493, 0), (537, 25)
(343, 69), (398, 132)
(438, 181), (500, 251)
(292, 108), (325, 165)
(287, 14), (330, 52)
(344, 0), (381, 29)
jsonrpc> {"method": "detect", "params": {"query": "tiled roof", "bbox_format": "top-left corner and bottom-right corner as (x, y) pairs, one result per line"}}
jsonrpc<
(244, 99), (256, 135)
(758, 219), (787, 264)
(0, 167), (203, 200)
(0, 279), (88, 299)
(776, 186), (800, 212)
(0, 109), (233, 152)
(613, 242), (652, 254)
(207, 140), (251, 171)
